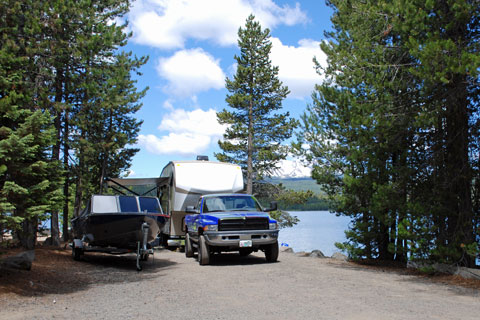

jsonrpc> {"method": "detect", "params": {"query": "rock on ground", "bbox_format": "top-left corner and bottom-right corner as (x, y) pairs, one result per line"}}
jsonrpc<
(0, 250), (35, 271)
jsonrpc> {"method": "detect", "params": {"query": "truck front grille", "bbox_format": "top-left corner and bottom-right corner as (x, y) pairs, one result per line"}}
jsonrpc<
(218, 217), (269, 231)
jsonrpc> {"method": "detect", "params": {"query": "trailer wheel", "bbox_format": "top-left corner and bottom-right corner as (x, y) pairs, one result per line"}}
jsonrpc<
(198, 235), (210, 265)
(265, 241), (279, 263)
(185, 233), (194, 258)
(72, 244), (83, 261)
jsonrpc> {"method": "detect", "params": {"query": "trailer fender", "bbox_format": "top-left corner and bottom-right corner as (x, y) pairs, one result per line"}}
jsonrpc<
(73, 238), (84, 249)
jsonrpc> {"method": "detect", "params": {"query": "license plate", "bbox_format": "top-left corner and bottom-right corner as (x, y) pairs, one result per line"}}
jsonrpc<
(239, 240), (252, 248)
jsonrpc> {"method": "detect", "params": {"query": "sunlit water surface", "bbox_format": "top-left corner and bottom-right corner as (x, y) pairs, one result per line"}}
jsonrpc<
(278, 211), (351, 257)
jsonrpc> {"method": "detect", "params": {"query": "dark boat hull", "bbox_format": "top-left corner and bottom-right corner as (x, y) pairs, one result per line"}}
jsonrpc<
(73, 213), (168, 249)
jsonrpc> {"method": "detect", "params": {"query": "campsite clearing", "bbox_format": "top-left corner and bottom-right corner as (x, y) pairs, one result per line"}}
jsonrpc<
(1, 247), (479, 320)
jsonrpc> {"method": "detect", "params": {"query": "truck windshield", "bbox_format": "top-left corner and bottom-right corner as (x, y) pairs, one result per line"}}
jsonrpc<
(203, 196), (261, 213)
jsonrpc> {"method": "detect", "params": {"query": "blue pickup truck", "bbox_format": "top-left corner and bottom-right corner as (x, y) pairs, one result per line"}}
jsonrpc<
(184, 193), (279, 265)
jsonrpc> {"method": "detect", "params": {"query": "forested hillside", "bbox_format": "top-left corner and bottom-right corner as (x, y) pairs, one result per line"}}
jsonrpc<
(268, 178), (329, 211)
(269, 178), (323, 194)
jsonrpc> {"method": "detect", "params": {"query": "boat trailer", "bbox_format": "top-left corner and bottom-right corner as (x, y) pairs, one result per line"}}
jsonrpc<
(71, 222), (154, 271)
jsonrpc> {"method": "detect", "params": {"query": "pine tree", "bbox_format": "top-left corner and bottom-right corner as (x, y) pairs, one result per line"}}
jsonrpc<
(0, 0), (63, 249)
(0, 0), (147, 247)
(71, 51), (146, 205)
(216, 15), (297, 194)
(69, 2), (147, 217)
(296, 0), (479, 265)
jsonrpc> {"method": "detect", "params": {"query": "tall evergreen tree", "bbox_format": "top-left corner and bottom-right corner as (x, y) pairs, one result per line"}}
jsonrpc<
(71, 51), (146, 213)
(0, 0), (147, 247)
(68, 1), (147, 218)
(296, 0), (479, 265)
(0, 0), (63, 249)
(216, 15), (297, 194)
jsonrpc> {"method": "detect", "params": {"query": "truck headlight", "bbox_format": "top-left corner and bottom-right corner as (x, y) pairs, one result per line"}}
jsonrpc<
(269, 222), (278, 230)
(204, 224), (218, 231)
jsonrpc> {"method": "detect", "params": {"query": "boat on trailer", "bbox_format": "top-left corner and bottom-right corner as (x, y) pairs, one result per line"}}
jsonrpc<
(71, 178), (169, 271)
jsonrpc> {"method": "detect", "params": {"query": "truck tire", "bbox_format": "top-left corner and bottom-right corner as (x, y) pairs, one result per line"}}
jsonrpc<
(198, 235), (210, 265)
(265, 241), (279, 263)
(185, 233), (194, 258)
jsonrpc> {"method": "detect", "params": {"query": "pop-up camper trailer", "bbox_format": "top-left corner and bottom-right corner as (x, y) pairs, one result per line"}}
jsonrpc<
(158, 158), (244, 247)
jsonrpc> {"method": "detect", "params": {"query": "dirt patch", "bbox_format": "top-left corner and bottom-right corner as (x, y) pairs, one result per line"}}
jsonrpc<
(0, 246), (95, 297)
(1, 245), (479, 298)
(352, 259), (480, 290)
(0, 244), (176, 300)
(1, 247), (479, 320)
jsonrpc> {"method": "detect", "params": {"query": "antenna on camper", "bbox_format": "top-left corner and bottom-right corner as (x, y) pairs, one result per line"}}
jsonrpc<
(196, 155), (209, 161)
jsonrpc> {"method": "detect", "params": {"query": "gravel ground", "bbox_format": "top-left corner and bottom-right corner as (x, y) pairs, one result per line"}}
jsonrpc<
(1, 247), (479, 320)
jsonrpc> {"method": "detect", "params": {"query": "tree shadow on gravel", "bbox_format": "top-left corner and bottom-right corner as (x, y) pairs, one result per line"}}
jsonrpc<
(0, 247), (176, 298)
(197, 252), (277, 266)
(78, 250), (172, 272)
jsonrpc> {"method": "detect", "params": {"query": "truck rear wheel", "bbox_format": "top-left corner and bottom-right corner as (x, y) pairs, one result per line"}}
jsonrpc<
(198, 235), (210, 265)
(185, 233), (194, 258)
(265, 241), (279, 263)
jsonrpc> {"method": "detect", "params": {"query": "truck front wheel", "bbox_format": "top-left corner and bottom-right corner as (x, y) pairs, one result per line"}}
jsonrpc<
(198, 235), (210, 265)
(265, 241), (279, 263)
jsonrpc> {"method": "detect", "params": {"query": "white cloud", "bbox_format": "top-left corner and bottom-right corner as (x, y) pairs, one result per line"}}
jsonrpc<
(163, 99), (174, 110)
(270, 38), (327, 98)
(273, 158), (312, 178)
(156, 48), (226, 97)
(158, 108), (226, 136)
(129, 0), (307, 49)
(138, 133), (212, 156)
(138, 108), (227, 156)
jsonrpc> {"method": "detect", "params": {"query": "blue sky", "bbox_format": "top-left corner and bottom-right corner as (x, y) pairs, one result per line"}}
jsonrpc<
(122, 0), (333, 178)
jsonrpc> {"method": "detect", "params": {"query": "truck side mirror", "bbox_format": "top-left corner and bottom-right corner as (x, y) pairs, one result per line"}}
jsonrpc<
(264, 201), (277, 212)
(185, 206), (197, 214)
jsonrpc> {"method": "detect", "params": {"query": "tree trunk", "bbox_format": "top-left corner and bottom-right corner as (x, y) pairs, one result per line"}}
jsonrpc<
(62, 109), (69, 242)
(99, 155), (106, 194)
(378, 216), (393, 261)
(445, 75), (474, 267)
(74, 174), (83, 219)
(18, 215), (37, 250)
(50, 67), (64, 247)
(246, 100), (254, 194)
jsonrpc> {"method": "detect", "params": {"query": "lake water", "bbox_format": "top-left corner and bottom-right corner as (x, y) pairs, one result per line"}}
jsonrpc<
(278, 211), (351, 257)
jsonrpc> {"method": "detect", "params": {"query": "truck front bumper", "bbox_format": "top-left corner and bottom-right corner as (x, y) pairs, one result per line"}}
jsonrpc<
(203, 230), (279, 247)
